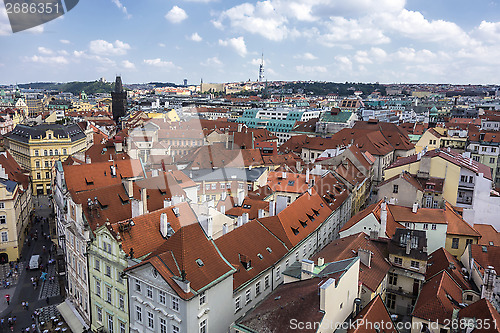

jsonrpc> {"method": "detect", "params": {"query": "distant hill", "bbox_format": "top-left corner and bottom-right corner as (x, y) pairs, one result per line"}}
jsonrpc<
(279, 82), (386, 96)
(19, 81), (114, 95)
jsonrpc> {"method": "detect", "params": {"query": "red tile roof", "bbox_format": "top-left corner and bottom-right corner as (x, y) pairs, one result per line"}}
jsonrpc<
(348, 295), (397, 333)
(235, 277), (325, 333)
(426, 248), (472, 290)
(214, 219), (289, 290)
(225, 198), (269, 220)
(128, 223), (235, 300)
(258, 189), (333, 249)
(469, 244), (500, 274)
(474, 224), (500, 246)
(312, 233), (390, 292)
(63, 160), (144, 193)
(459, 298), (500, 333)
(412, 270), (463, 323)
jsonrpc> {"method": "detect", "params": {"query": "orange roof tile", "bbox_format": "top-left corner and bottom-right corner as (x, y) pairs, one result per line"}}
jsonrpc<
(426, 248), (472, 290)
(348, 295), (397, 333)
(474, 224), (500, 246)
(459, 298), (500, 333)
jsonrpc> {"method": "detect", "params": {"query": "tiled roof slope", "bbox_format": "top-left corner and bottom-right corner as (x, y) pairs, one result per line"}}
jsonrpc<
(312, 233), (390, 292)
(128, 223), (235, 300)
(214, 219), (288, 290)
(426, 248), (472, 290)
(474, 224), (500, 246)
(458, 298), (500, 333)
(235, 277), (325, 333)
(412, 270), (463, 323)
(348, 295), (397, 333)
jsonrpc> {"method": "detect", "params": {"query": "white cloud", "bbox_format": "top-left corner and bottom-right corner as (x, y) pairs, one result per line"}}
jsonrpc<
(216, 2), (289, 41)
(335, 56), (353, 71)
(189, 32), (202, 42)
(158, 43), (166, 47)
(320, 16), (390, 46)
(122, 60), (136, 69)
(38, 47), (53, 55)
(144, 58), (180, 70)
(201, 57), (223, 66)
(0, 7), (10, 36)
(165, 6), (188, 24)
(474, 21), (500, 43)
(60, 39), (71, 44)
(295, 65), (327, 73)
(294, 52), (317, 60)
(219, 37), (247, 57)
(111, 0), (131, 19)
(89, 40), (131, 56)
(26, 55), (68, 65)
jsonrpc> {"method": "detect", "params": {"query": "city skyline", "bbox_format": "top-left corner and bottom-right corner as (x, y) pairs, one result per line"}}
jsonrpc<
(1, 0), (500, 85)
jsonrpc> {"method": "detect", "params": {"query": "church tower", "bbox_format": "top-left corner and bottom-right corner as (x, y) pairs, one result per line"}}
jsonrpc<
(111, 76), (127, 123)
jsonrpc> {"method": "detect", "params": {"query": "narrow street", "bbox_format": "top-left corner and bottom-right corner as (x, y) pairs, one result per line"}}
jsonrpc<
(0, 196), (66, 332)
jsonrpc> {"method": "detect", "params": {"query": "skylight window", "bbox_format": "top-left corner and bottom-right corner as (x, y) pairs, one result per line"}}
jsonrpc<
(196, 259), (204, 267)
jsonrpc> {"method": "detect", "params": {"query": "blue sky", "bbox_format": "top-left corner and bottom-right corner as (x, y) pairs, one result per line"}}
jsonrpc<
(1, 0), (500, 85)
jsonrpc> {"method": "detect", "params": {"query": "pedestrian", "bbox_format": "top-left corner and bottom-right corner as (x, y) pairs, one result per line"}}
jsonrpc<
(25, 301), (28, 310)
(21, 301), (25, 309)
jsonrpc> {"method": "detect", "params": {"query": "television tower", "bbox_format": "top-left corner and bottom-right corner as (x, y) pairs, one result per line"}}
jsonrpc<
(258, 53), (265, 82)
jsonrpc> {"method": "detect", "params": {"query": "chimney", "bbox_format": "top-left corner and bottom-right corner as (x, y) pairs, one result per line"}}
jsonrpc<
(131, 199), (143, 218)
(151, 169), (159, 177)
(301, 259), (315, 280)
(237, 216), (243, 227)
(317, 257), (324, 266)
(221, 191), (227, 200)
(242, 213), (249, 224)
(379, 202), (387, 238)
(412, 202), (419, 213)
(237, 190), (245, 206)
(110, 164), (117, 177)
(306, 168), (310, 184)
(358, 249), (372, 268)
(269, 200), (276, 216)
(258, 209), (264, 218)
(481, 266), (497, 302)
(141, 188), (148, 214)
(199, 215), (213, 238)
(163, 199), (172, 208)
(123, 179), (134, 198)
(406, 239), (411, 255)
(86, 156), (91, 164)
(282, 171), (287, 179)
(222, 223), (228, 235)
(160, 213), (169, 238)
(308, 187), (312, 196)
(296, 160), (302, 172)
(201, 194), (207, 203)
(220, 205), (226, 214)
(238, 123), (243, 132)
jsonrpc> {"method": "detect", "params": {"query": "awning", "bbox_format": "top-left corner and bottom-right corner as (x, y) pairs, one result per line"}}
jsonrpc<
(56, 300), (89, 333)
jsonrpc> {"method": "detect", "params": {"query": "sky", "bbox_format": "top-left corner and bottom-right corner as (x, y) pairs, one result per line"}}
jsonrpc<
(1, 0), (500, 85)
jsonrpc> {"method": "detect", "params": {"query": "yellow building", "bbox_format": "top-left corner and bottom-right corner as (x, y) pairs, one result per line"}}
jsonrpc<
(0, 152), (33, 262)
(5, 124), (88, 195)
(415, 128), (446, 154)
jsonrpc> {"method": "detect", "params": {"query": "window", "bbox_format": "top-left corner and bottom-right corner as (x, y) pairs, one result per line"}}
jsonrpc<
(394, 257), (402, 265)
(235, 297), (241, 312)
(103, 242), (112, 253)
(36, 160), (40, 168)
(172, 296), (179, 311)
(245, 289), (251, 304)
(35, 150), (39, 156)
(160, 318), (167, 333)
(410, 260), (420, 269)
(107, 314), (114, 333)
(1, 232), (7, 243)
(276, 266), (281, 280)
(423, 223), (428, 230)
(119, 321), (126, 333)
(473, 156), (480, 162)
(173, 325), (180, 333)
(388, 272), (398, 285)
(63, 148), (67, 155)
(105, 265), (111, 277)
(285, 259), (289, 267)
(96, 306), (102, 322)
(118, 292), (124, 310)
(0, 215), (6, 224)
(265, 275), (270, 289)
(36, 173), (41, 180)
(393, 185), (399, 193)
(135, 279), (141, 292)
(95, 279), (101, 297)
(256, 281), (261, 295)
(200, 319), (207, 333)
(0, 203), (4, 209)
(136, 305), (142, 322)
(159, 291), (166, 305)
(220, 183), (225, 189)
(490, 157), (495, 164)
(211, 183), (216, 190)
(44, 160), (49, 168)
(387, 293), (396, 309)
(466, 239), (473, 247)
(452, 238), (459, 249)
(106, 285), (112, 303)
(205, 184), (210, 191)
(147, 285), (153, 299)
(482, 147), (487, 152)
(55, 149), (59, 155)
(199, 291), (206, 306)
(44, 150), (47, 156)
(45, 172), (50, 179)
(95, 259), (100, 272)
(431, 224), (437, 230)
(147, 312), (154, 329)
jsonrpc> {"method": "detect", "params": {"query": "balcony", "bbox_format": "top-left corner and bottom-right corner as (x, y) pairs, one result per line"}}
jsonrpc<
(386, 285), (418, 299)
(458, 181), (475, 189)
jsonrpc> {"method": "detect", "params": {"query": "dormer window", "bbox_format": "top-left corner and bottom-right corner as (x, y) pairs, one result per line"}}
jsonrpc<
(291, 227), (299, 235)
(196, 259), (204, 267)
